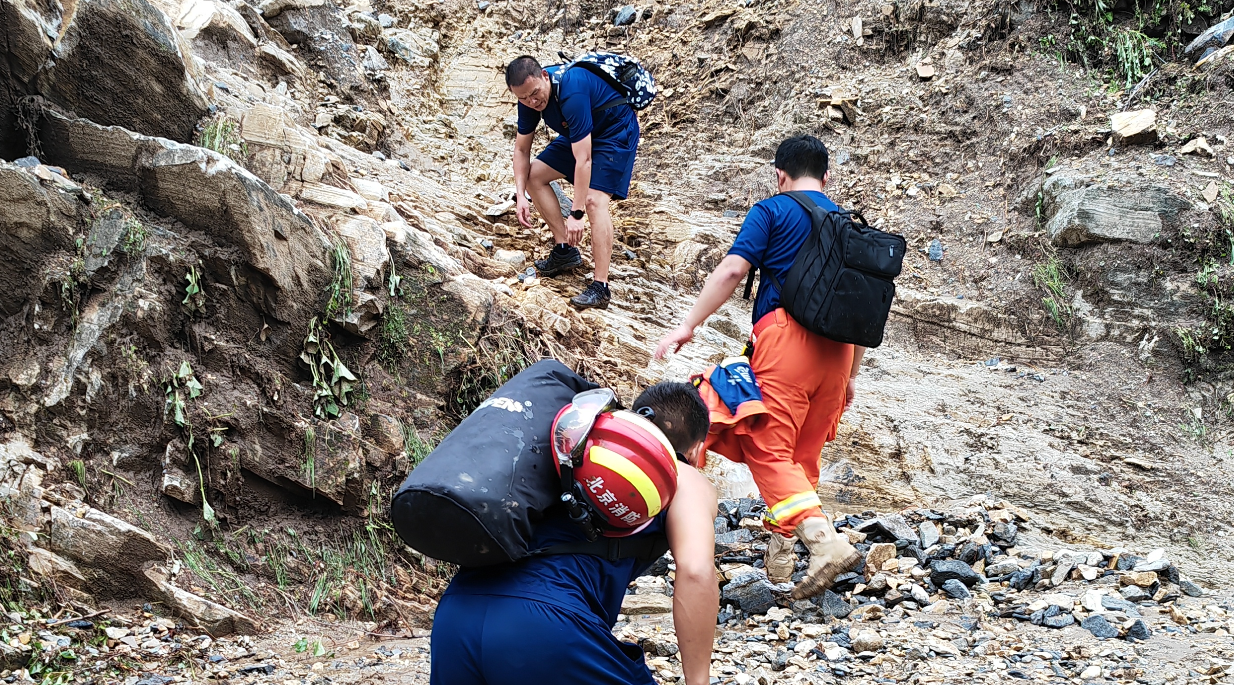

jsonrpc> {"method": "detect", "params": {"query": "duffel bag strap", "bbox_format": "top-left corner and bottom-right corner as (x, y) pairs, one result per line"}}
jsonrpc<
(537, 533), (670, 564)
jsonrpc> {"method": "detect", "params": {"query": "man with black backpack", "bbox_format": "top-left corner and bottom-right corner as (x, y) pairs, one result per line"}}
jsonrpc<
(506, 54), (649, 310)
(655, 134), (895, 601)
(394, 360), (718, 685)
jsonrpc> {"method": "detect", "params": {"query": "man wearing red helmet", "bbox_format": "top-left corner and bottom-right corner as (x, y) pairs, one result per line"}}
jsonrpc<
(655, 134), (864, 600)
(429, 382), (718, 685)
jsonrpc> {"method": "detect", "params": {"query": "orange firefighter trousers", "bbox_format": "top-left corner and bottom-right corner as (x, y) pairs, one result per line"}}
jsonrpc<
(708, 309), (853, 536)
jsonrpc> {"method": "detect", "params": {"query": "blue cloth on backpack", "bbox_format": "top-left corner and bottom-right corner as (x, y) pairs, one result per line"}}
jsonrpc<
(707, 357), (763, 416)
(728, 190), (840, 323)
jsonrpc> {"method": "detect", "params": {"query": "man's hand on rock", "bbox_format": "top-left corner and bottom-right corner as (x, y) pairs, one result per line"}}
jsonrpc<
(565, 215), (585, 245)
(654, 325), (695, 359)
(515, 197), (534, 228)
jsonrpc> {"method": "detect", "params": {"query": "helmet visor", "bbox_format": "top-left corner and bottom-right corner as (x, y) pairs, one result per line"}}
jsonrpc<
(553, 388), (617, 468)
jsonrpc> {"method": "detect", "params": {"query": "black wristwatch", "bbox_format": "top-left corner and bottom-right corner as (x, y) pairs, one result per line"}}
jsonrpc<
(570, 209), (585, 220)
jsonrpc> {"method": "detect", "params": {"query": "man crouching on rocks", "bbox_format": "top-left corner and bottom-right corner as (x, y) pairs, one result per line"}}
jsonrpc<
(506, 55), (641, 310)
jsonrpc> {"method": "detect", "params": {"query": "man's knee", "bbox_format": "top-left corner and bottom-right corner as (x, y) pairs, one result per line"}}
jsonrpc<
(529, 161), (561, 187)
(584, 190), (611, 214)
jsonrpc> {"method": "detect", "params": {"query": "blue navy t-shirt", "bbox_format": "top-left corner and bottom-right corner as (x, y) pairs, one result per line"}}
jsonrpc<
(443, 512), (667, 627)
(728, 190), (840, 324)
(517, 66), (638, 145)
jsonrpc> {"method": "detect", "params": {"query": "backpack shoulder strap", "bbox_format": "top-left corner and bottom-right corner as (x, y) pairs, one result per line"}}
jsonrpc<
(742, 269), (757, 300)
(780, 190), (822, 216)
(536, 533), (670, 565)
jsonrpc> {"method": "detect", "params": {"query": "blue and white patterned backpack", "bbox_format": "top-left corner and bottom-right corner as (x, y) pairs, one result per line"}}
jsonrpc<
(552, 51), (657, 113)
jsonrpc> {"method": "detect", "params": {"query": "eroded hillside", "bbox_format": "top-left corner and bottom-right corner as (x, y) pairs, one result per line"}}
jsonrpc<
(1, 0), (1233, 680)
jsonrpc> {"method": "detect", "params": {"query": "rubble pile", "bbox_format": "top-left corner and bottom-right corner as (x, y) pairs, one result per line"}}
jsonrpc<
(619, 496), (1234, 683)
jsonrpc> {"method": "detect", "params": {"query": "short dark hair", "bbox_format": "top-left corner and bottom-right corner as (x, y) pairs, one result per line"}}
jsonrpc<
(633, 382), (709, 456)
(774, 134), (829, 181)
(505, 55), (543, 89)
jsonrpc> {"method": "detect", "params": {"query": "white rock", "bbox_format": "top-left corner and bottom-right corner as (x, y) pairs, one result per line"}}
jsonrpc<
(1043, 593), (1074, 609)
(1081, 589), (1106, 612)
(493, 249), (526, 268)
(765, 607), (792, 622)
(301, 182), (367, 209)
(1080, 665), (1101, 679)
(851, 630), (883, 653)
(799, 624), (829, 638)
(105, 627), (129, 640)
(824, 646), (847, 661)
(1078, 565), (1100, 581)
(1145, 548), (1165, 563)
(793, 639), (817, 655)
(352, 178), (389, 202)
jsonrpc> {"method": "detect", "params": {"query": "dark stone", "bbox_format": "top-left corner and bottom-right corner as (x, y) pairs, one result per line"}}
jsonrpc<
(1119, 585), (1151, 603)
(722, 210), (744, 218)
(714, 529), (754, 553)
(884, 589), (908, 607)
(771, 649), (791, 671)
(941, 579), (971, 600)
(268, 6), (367, 95)
(855, 514), (918, 543)
(831, 632), (853, 650)
(737, 497), (765, 520)
(1153, 154), (1177, 166)
(237, 665), (275, 675)
(817, 589), (853, 618)
(722, 573), (776, 614)
(1007, 568), (1034, 591)
(929, 559), (982, 587)
(831, 572), (862, 589)
(64, 620), (94, 629)
(614, 5), (637, 25)
(714, 517), (730, 535)
(900, 542), (927, 564)
(1184, 15), (1234, 59)
(1101, 595), (1141, 616)
(991, 521), (1018, 546)
(716, 605), (735, 624)
(1029, 609), (1044, 626)
(1042, 612), (1075, 629)
(957, 541), (982, 565)
(1166, 565), (1180, 584)
(928, 239), (943, 261)
(644, 553), (671, 577)
(932, 543), (957, 561)
(1179, 579), (1204, 597)
(1125, 619), (1151, 641)
(1116, 555), (1141, 571)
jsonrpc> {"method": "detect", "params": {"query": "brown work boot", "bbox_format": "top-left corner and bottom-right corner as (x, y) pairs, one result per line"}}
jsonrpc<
(764, 532), (798, 584)
(791, 514), (862, 600)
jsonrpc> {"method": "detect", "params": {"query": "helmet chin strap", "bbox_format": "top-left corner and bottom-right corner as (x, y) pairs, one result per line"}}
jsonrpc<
(558, 466), (599, 541)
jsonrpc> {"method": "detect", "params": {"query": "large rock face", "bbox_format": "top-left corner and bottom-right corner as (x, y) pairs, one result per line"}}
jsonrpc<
(0, 164), (79, 315)
(1041, 172), (1191, 247)
(0, 0), (209, 144)
(38, 110), (332, 324)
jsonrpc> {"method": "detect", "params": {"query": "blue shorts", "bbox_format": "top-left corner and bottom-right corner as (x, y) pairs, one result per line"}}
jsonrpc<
(536, 124), (640, 200)
(429, 593), (657, 685)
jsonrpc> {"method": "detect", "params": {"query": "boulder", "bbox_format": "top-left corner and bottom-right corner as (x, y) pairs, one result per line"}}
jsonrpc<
(622, 593), (673, 615)
(384, 27), (440, 66)
(0, 163), (79, 315)
(1041, 173), (1190, 247)
(43, 504), (171, 598)
(1110, 110), (1156, 146)
(145, 566), (258, 635)
(3, 0), (209, 142)
(38, 111), (333, 325)
(1184, 15), (1234, 60)
(333, 215), (391, 287)
(266, 5), (365, 93)
(176, 0), (257, 47)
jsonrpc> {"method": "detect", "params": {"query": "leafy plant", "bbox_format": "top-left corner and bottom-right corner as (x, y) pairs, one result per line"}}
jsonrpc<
(68, 460), (87, 489)
(164, 361), (203, 428)
(1111, 27), (1160, 89)
(183, 265), (205, 312)
(301, 317), (357, 418)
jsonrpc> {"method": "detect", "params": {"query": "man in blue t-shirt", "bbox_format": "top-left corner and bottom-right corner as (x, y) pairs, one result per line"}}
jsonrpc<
(654, 134), (864, 601)
(505, 55), (641, 310)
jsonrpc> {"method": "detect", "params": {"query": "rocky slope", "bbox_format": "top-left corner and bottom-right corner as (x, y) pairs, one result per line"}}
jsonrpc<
(0, 0), (1233, 680)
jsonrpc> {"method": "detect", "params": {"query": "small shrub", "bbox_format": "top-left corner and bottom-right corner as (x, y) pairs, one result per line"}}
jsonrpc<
(196, 117), (247, 163)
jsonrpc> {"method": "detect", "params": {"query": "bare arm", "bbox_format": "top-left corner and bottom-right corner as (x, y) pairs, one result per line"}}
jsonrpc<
(654, 254), (752, 358)
(566, 135), (594, 244)
(513, 132), (535, 227)
(851, 346), (866, 378)
(665, 464), (718, 685)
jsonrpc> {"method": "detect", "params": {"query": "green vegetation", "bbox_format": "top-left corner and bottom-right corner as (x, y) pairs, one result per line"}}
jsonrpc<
(68, 460), (87, 490)
(378, 301), (410, 371)
(302, 317), (357, 418)
(121, 217), (148, 255)
(324, 239), (354, 322)
(1034, 257), (1072, 330)
(302, 426), (317, 495)
(183, 264), (205, 312)
(196, 117), (247, 162)
(401, 421), (434, 467)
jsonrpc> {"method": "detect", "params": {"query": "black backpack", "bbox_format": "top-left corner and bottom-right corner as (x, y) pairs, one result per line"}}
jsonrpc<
(389, 359), (668, 567)
(744, 191), (905, 348)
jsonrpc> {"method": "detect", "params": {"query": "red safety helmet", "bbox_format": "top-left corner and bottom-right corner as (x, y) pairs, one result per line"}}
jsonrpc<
(552, 398), (678, 537)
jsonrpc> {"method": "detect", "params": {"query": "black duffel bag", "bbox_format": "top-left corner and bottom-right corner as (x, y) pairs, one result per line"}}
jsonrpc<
(389, 359), (596, 567)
